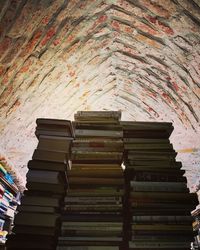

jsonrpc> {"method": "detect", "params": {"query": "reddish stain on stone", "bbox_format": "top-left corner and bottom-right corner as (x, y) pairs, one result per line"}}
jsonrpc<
(136, 34), (161, 48)
(148, 106), (159, 117)
(138, 23), (158, 36)
(19, 61), (32, 73)
(67, 35), (74, 43)
(125, 26), (132, 33)
(147, 91), (157, 98)
(1, 74), (9, 86)
(160, 23), (174, 35)
(7, 99), (21, 115)
(147, 16), (174, 35)
(42, 16), (49, 25)
(53, 39), (60, 46)
(111, 20), (120, 30)
(162, 92), (172, 103)
(98, 15), (108, 24)
(21, 30), (43, 56)
(172, 82), (179, 91)
(0, 37), (12, 55)
(141, 0), (170, 18)
(14, 99), (20, 107)
(0, 65), (6, 76)
(166, 76), (171, 81)
(89, 15), (108, 32)
(148, 16), (157, 24)
(2, 85), (14, 101)
(69, 71), (75, 77)
(41, 27), (56, 46)
(182, 86), (187, 91)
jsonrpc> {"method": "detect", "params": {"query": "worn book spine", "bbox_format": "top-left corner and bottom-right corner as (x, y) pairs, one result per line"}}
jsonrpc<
(129, 241), (191, 248)
(75, 129), (123, 138)
(68, 169), (123, 178)
(73, 139), (123, 148)
(130, 191), (198, 203)
(130, 181), (188, 192)
(131, 215), (193, 223)
(68, 177), (124, 186)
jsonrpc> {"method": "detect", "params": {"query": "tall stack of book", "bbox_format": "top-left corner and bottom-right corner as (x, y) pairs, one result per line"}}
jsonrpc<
(6, 119), (73, 250)
(0, 161), (19, 246)
(192, 205), (200, 249)
(57, 111), (125, 250)
(121, 121), (198, 250)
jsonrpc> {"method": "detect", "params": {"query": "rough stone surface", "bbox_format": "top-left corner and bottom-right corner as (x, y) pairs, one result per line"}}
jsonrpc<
(0, 0), (199, 190)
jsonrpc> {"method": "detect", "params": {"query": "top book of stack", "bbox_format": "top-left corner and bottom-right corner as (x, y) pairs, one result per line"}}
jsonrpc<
(74, 111), (121, 123)
(121, 121), (173, 139)
(35, 119), (74, 139)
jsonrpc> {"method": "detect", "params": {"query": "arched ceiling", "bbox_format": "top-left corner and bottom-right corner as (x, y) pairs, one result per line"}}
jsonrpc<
(0, 0), (199, 190)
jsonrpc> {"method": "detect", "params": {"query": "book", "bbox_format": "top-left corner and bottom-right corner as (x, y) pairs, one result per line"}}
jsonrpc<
(123, 138), (170, 144)
(20, 195), (60, 207)
(68, 177), (124, 186)
(18, 205), (56, 213)
(130, 181), (188, 192)
(26, 170), (65, 184)
(66, 189), (124, 197)
(14, 212), (59, 227)
(13, 225), (57, 236)
(56, 246), (120, 250)
(131, 215), (193, 223)
(68, 169), (123, 178)
(36, 129), (74, 138)
(130, 191), (198, 203)
(72, 146), (122, 152)
(36, 118), (74, 136)
(129, 170), (186, 182)
(71, 151), (123, 163)
(131, 208), (193, 216)
(121, 121), (173, 134)
(71, 163), (122, 170)
(74, 129), (123, 138)
(125, 160), (176, 167)
(32, 149), (69, 163)
(28, 160), (69, 172)
(26, 182), (65, 194)
(62, 222), (122, 228)
(6, 234), (56, 249)
(129, 241), (191, 249)
(64, 204), (122, 212)
(127, 151), (177, 160)
(130, 200), (197, 210)
(124, 143), (173, 150)
(61, 214), (123, 222)
(72, 139), (123, 149)
(64, 196), (122, 204)
(74, 111), (121, 120)
(131, 234), (194, 241)
(37, 135), (72, 152)
(61, 229), (123, 237)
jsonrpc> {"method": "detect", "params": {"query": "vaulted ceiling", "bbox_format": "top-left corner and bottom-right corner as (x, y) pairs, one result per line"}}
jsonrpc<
(0, 0), (199, 190)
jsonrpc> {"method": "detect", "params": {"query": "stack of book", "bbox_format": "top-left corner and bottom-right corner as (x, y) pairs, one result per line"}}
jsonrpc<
(57, 111), (125, 250)
(0, 161), (19, 245)
(121, 121), (198, 250)
(6, 118), (73, 250)
(191, 205), (200, 249)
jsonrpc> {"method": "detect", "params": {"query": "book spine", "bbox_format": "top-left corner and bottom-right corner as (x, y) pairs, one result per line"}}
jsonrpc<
(131, 215), (192, 223)
(75, 129), (123, 138)
(130, 181), (188, 192)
